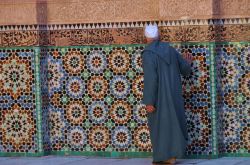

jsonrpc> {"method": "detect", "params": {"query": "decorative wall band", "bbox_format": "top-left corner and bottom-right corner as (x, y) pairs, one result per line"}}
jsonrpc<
(0, 18), (249, 31)
(0, 24), (249, 47)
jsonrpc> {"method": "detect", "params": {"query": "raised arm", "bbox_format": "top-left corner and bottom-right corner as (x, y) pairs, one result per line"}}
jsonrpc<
(173, 47), (192, 76)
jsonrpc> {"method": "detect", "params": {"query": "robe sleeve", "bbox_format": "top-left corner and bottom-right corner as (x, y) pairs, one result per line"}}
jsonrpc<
(174, 48), (192, 76)
(142, 51), (158, 106)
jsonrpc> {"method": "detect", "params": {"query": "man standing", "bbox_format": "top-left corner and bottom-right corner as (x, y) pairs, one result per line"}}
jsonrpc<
(142, 24), (193, 164)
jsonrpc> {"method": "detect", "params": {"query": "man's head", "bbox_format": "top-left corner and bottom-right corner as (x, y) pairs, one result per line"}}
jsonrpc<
(144, 24), (159, 43)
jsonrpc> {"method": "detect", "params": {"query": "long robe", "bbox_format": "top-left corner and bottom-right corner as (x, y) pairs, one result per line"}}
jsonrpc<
(142, 40), (191, 162)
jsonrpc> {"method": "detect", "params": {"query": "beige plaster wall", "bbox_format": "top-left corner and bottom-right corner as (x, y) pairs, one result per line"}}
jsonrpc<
(0, 0), (249, 25)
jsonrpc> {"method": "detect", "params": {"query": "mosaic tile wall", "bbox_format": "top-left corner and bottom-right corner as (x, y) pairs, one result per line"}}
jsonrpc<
(0, 48), (42, 154)
(43, 46), (152, 154)
(0, 42), (249, 158)
(216, 43), (250, 155)
(178, 44), (214, 156)
(37, 44), (215, 156)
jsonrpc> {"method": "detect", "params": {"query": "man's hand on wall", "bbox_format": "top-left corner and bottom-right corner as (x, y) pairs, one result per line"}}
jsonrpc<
(183, 53), (193, 64)
(146, 105), (156, 113)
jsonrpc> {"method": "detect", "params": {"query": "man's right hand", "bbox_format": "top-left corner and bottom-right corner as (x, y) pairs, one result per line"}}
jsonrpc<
(183, 53), (193, 64)
(146, 105), (156, 113)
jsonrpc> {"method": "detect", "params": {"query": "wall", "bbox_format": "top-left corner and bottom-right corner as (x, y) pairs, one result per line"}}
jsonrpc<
(0, 0), (250, 25)
(0, 0), (249, 159)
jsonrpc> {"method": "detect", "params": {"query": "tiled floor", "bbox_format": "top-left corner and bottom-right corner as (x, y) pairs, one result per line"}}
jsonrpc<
(0, 156), (249, 165)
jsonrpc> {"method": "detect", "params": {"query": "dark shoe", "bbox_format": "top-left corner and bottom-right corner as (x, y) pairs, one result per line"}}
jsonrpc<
(152, 157), (176, 164)
(152, 161), (168, 164)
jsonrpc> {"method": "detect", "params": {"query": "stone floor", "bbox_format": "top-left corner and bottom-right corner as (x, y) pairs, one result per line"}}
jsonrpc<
(0, 156), (249, 165)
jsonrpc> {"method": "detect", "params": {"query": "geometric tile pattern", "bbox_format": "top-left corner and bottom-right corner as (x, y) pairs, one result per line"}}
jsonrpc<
(42, 46), (151, 153)
(0, 43), (249, 158)
(216, 43), (250, 155)
(39, 44), (214, 155)
(176, 44), (213, 156)
(0, 49), (39, 153)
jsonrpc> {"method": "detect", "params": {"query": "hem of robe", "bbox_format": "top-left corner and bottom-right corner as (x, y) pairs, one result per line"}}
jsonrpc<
(152, 151), (186, 162)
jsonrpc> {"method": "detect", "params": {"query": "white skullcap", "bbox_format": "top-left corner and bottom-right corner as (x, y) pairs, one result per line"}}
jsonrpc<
(144, 24), (159, 38)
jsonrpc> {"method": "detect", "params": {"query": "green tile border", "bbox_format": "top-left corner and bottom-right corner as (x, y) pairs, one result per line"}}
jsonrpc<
(185, 154), (219, 159)
(34, 47), (44, 153)
(0, 151), (152, 158)
(1, 151), (249, 158)
(0, 152), (44, 157)
(43, 151), (152, 158)
(219, 153), (250, 157)
(209, 43), (218, 157)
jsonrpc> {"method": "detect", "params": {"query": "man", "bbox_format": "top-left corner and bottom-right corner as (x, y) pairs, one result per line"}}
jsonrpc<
(142, 24), (193, 164)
